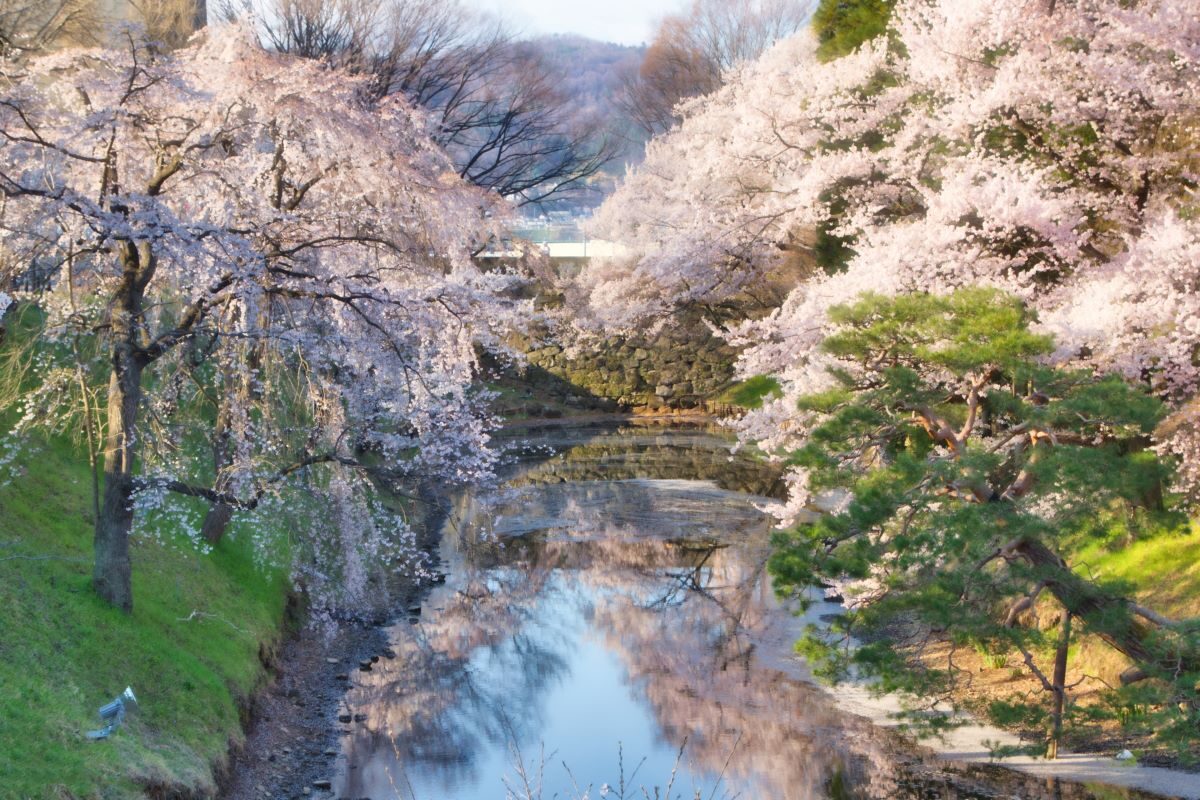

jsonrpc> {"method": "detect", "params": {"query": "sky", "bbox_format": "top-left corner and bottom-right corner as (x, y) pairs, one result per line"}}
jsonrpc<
(463, 0), (682, 46)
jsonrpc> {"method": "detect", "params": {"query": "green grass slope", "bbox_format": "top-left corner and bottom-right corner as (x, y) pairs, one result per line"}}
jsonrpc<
(0, 435), (290, 799)
(1075, 521), (1200, 621)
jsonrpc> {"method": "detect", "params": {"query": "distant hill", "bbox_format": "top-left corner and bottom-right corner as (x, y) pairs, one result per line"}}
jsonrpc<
(521, 35), (647, 212)
(529, 34), (644, 113)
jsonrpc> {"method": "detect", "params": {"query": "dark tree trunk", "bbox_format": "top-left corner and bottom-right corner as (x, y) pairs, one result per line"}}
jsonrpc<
(93, 343), (143, 612)
(1047, 612), (1071, 759)
(200, 500), (235, 545)
(93, 241), (153, 613)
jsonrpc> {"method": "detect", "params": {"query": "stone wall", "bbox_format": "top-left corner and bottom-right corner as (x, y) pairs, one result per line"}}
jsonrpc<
(517, 315), (739, 412)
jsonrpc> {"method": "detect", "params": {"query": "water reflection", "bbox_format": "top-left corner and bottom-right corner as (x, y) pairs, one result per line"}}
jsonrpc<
(334, 425), (1159, 800)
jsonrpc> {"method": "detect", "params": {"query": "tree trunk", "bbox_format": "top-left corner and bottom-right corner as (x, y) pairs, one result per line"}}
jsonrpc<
(1047, 612), (1071, 759)
(93, 240), (153, 613)
(200, 326), (263, 546)
(200, 500), (235, 545)
(200, 396), (235, 545)
(93, 343), (143, 612)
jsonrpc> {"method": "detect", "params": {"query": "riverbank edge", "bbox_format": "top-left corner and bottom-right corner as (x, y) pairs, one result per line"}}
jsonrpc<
(217, 612), (391, 800)
(217, 526), (448, 799)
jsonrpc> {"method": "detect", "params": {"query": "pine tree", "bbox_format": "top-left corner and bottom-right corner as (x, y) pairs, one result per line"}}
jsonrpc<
(768, 288), (1199, 756)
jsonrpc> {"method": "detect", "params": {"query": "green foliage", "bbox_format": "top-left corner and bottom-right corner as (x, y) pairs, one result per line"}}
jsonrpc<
(769, 288), (1199, 755)
(0, 433), (291, 797)
(988, 699), (1048, 729)
(821, 288), (1053, 375)
(974, 641), (1010, 669)
(814, 215), (857, 273)
(812, 0), (896, 61)
(722, 374), (782, 409)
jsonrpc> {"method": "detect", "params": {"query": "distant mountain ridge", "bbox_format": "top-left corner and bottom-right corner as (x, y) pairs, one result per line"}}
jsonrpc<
(527, 34), (644, 113)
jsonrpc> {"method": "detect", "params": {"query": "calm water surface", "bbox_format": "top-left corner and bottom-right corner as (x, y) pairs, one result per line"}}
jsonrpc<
(333, 424), (1161, 800)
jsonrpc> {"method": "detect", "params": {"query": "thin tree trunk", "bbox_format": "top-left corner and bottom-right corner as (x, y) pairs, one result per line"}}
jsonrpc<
(200, 397), (235, 545)
(1047, 612), (1071, 759)
(76, 358), (101, 525)
(201, 300), (269, 546)
(67, 252), (101, 525)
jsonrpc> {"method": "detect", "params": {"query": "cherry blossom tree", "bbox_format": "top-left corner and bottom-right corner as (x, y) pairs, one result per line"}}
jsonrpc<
(579, 0), (1200, 754)
(582, 0), (1200, 492)
(0, 24), (525, 611)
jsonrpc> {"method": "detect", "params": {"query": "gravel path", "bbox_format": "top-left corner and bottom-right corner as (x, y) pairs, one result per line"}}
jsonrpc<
(833, 682), (1200, 800)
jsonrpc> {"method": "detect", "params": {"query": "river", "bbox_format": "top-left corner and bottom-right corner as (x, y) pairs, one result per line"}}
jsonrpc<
(330, 422), (1177, 800)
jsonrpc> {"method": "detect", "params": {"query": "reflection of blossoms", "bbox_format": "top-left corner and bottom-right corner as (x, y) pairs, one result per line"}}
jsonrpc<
(339, 473), (908, 798)
(591, 547), (903, 799)
(826, 574), (886, 611)
(339, 428), (1105, 800)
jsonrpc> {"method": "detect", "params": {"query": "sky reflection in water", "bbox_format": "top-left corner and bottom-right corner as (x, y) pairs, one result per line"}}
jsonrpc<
(333, 426), (1138, 800)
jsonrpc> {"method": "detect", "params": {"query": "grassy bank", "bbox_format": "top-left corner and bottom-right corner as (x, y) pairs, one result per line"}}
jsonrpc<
(1076, 523), (1200, 622)
(0, 434), (292, 799)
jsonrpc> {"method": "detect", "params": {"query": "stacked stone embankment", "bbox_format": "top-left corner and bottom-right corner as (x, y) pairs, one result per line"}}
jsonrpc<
(518, 317), (739, 412)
